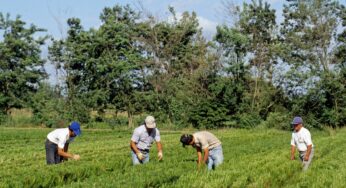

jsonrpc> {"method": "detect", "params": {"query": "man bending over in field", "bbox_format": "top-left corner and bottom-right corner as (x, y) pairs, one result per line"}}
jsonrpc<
(130, 116), (163, 165)
(45, 121), (81, 165)
(290, 116), (314, 171)
(180, 131), (223, 170)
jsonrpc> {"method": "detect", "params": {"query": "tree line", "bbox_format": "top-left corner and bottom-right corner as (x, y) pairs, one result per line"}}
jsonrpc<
(1, 0), (346, 129)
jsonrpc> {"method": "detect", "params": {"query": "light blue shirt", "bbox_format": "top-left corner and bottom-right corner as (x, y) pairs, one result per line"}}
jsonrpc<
(131, 125), (160, 150)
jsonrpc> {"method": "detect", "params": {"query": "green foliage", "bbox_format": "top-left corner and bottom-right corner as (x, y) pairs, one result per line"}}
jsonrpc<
(0, 13), (47, 115)
(29, 83), (64, 127)
(236, 113), (262, 129)
(262, 112), (291, 130)
(280, 0), (342, 93)
(2, 2), (346, 129)
(336, 5), (346, 63)
(48, 5), (145, 127)
(189, 100), (229, 129)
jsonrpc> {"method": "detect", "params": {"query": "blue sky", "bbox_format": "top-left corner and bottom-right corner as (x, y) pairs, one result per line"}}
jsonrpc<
(0, 0), (285, 39)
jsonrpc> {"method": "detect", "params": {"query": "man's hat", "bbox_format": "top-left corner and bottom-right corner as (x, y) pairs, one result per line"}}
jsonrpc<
(291, 116), (303, 128)
(145, 116), (156, 129)
(69, 121), (81, 136)
(180, 134), (193, 147)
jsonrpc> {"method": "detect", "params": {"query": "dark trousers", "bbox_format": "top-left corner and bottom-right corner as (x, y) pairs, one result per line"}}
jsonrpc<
(45, 139), (62, 165)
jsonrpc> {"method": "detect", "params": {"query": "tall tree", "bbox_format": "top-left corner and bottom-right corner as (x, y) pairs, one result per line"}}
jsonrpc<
(139, 8), (212, 124)
(49, 5), (144, 127)
(98, 5), (145, 127)
(238, 0), (277, 112)
(336, 4), (346, 64)
(0, 13), (47, 115)
(49, 18), (92, 123)
(280, 0), (342, 96)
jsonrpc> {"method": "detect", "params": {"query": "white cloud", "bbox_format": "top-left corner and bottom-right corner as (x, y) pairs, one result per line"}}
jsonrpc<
(197, 16), (218, 40)
(168, 12), (218, 40)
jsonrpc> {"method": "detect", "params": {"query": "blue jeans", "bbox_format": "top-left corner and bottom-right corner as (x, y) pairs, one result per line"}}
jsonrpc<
(207, 145), (223, 170)
(131, 150), (149, 165)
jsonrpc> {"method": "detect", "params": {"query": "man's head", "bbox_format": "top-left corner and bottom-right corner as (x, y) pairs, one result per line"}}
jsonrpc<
(291, 116), (303, 132)
(180, 134), (194, 147)
(145, 115), (156, 129)
(69, 121), (81, 137)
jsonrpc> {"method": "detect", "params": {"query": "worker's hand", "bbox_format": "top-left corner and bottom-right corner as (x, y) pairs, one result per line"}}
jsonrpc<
(136, 152), (144, 161)
(158, 151), (163, 161)
(304, 156), (309, 161)
(290, 155), (295, 160)
(197, 161), (206, 171)
(73, 154), (80, 160)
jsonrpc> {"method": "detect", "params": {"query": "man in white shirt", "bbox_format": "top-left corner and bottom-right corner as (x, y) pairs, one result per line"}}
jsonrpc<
(45, 121), (81, 164)
(290, 116), (314, 171)
(180, 131), (223, 170)
(130, 116), (163, 165)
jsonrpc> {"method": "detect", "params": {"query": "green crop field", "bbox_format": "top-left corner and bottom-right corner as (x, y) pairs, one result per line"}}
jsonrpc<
(1, 127), (346, 188)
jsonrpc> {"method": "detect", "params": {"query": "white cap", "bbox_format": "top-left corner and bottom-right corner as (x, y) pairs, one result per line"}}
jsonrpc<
(145, 116), (156, 128)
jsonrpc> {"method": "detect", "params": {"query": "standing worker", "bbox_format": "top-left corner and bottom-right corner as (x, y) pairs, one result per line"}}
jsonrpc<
(45, 121), (81, 165)
(180, 131), (223, 170)
(130, 116), (163, 165)
(290, 116), (314, 171)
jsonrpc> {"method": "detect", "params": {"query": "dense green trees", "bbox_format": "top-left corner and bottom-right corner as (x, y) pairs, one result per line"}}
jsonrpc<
(1, 1), (346, 129)
(0, 13), (47, 117)
(279, 0), (346, 128)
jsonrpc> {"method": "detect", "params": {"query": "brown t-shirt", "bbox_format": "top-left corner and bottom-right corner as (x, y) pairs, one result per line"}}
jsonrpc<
(193, 131), (221, 150)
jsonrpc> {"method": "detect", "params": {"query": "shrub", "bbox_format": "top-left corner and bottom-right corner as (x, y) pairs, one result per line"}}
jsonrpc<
(236, 113), (262, 129)
(261, 112), (291, 130)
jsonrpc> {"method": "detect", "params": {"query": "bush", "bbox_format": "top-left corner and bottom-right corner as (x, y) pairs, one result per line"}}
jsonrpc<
(188, 101), (229, 129)
(261, 112), (291, 130)
(236, 113), (262, 129)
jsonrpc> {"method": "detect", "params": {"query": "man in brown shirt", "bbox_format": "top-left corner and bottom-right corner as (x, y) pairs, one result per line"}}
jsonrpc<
(180, 131), (223, 170)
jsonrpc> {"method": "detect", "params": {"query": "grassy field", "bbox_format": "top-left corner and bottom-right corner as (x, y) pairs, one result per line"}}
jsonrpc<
(1, 127), (346, 188)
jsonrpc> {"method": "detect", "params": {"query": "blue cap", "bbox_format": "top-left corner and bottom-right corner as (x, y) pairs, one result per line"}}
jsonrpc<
(69, 121), (81, 136)
(291, 117), (303, 125)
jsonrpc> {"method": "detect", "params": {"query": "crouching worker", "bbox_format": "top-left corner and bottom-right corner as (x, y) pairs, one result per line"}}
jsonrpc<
(290, 116), (314, 171)
(180, 131), (223, 170)
(45, 121), (81, 165)
(130, 116), (163, 165)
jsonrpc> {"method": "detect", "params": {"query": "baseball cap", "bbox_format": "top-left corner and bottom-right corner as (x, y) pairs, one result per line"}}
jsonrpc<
(180, 134), (193, 147)
(291, 116), (303, 126)
(145, 116), (156, 129)
(69, 121), (81, 136)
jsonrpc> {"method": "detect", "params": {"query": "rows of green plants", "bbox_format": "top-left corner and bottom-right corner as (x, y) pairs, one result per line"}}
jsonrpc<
(1, 128), (346, 187)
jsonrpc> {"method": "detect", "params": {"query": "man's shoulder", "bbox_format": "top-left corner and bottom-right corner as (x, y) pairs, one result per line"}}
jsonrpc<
(302, 127), (311, 134)
(52, 128), (68, 134)
(193, 130), (204, 135)
(134, 125), (145, 132)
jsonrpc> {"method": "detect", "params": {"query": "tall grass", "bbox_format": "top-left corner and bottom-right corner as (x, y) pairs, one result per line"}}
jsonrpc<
(1, 127), (345, 187)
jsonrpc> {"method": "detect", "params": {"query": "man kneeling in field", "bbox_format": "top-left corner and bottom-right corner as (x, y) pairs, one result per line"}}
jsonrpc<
(45, 121), (81, 165)
(180, 131), (223, 170)
(290, 116), (314, 171)
(130, 116), (163, 165)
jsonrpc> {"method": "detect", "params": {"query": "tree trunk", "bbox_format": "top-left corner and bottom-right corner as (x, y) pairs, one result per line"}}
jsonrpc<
(128, 110), (133, 128)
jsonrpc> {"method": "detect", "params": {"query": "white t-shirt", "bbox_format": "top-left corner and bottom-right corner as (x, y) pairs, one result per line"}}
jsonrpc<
(291, 127), (313, 152)
(47, 128), (75, 149)
(131, 125), (160, 150)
